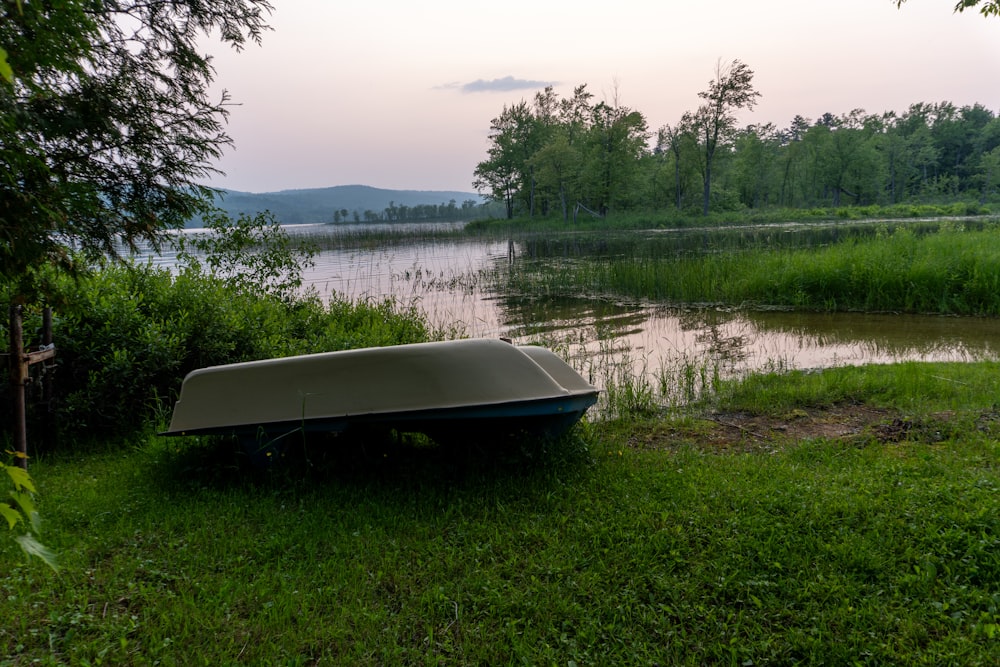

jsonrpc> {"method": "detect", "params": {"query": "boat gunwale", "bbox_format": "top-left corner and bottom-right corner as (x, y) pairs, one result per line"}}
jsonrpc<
(161, 390), (599, 438)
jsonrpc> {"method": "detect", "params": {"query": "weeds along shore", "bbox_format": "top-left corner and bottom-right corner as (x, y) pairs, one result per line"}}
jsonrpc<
(490, 218), (1000, 316)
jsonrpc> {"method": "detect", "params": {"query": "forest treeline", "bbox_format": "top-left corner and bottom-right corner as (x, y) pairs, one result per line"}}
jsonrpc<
(333, 198), (495, 223)
(473, 64), (1000, 221)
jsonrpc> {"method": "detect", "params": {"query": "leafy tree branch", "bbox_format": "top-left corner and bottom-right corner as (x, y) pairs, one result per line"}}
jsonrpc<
(896, 0), (1000, 17)
(0, 0), (274, 298)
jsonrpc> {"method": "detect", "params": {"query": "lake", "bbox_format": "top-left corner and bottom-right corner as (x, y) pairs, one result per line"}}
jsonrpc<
(139, 221), (1000, 409)
(286, 223), (1000, 402)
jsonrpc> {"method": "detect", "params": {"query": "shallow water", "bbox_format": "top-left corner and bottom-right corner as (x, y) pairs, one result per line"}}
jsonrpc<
(299, 228), (1000, 381)
(136, 223), (1000, 400)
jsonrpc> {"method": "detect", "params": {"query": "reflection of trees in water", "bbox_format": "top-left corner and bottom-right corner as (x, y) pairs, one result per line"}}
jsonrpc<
(304, 225), (1000, 367)
(674, 309), (750, 363)
(695, 325), (750, 363)
(495, 295), (647, 340)
(676, 308), (730, 331)
(743, 311), (1000, 358)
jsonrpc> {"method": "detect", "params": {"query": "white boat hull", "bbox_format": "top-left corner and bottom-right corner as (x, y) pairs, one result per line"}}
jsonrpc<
(162, 339), (599, 443)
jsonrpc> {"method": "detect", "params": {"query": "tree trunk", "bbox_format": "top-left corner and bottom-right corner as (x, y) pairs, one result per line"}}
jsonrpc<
(528, 169), (536, 218)
(674, 160), (682, 210)
(888, 153), (897, 204)
(702, 161), (712, 216)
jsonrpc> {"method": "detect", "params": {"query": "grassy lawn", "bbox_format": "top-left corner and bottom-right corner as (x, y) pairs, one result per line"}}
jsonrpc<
(4, 362), (1000, 665)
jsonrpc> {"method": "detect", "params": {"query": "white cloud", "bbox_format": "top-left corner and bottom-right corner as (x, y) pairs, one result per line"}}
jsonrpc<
(452, 76), (556, 94)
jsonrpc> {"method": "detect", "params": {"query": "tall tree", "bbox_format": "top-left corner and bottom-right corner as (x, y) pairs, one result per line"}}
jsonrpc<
(815, 110), (881, 206)
(531, 134), (580, 221)
(688, 59), (761, 215)
(473, 101), (536, 219)
(979, 146), (1000, 203)
(875, 112), (908, 204)
(777, 115), (812, 206)
(732, 123), (780, 208)
(895, 103), (941, 194)
(1, 0), (274, 295)
(527, 87), (562, 216)
(656, 121), (699, 211)
(581, 101), (648, 215)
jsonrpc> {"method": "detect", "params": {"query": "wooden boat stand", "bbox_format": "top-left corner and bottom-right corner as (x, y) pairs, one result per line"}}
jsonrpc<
(4, 305), (56, 470)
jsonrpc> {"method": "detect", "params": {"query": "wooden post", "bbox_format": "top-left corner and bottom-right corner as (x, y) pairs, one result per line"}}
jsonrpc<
(7, 305), (57, 470)
(9, 304), (28, 469)
(41, 308), (55, 450)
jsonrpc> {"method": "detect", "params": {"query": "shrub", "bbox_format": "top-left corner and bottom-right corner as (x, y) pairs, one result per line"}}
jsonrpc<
(1, 212), (431, 442)
(42, 264), (430, 437)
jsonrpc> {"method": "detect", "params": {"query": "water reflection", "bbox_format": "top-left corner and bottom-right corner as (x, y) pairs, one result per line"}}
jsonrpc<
(299, 233), (1000, 377)
(744, 310), (1000, 363)
(131, 225), (1000, 392)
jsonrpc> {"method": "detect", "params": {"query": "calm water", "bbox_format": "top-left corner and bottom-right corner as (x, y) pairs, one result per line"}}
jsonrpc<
(295, 224), (1000, 383)
(140, 222), (1000, 399)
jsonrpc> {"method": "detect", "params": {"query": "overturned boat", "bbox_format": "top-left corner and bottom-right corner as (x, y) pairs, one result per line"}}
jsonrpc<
(162, 338), (599, 445)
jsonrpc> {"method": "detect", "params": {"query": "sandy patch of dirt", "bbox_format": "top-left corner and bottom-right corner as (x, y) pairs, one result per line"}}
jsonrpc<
(627, 403), (971, 453)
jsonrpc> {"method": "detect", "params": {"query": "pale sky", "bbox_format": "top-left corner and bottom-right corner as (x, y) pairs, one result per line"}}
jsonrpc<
(203, 0), (1000, 194)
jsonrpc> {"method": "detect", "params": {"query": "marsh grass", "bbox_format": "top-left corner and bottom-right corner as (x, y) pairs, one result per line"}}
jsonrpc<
(467, 202), (994, 235)
(289, 222), (474, 253)
(515, 318), (788, 421)
(5, 361), (1000, 664)
(496, 223), (1000, 316)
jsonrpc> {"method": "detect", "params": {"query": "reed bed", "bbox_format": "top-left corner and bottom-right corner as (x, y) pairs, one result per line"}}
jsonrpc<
(467, 201), (993, 235)
(514, 326), (786, 421)
(496, 224), (1000, 316)
(285, 221), (474, 252)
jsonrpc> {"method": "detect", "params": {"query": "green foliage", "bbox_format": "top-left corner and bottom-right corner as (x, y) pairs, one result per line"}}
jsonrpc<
(713, 360), (1000, 415)
(0, 0), (273, 293)
(2, 455), (57, 571)
(475, 84), (650, 220)
(175, 209), (318, 302)
(493, 220), (1000, 316)
(897, 0), (1000, 18)
(5, 362), (1000, 662)
(474, 100), (538, 219)
(688, 59), (762, 215)
(1, 212), (430, 441)
(0, 45), (11, 83)
(40, 265), (429, 438)
(475, 70), (1000, 218)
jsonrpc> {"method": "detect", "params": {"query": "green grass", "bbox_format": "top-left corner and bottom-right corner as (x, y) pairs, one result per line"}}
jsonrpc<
(5, 362), (1000, 665)
(495, 223), (1000, 316)
(466, 201), (995, 234)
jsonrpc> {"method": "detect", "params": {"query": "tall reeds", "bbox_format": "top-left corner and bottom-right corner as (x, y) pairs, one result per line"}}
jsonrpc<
(494, 223), (1000, 316)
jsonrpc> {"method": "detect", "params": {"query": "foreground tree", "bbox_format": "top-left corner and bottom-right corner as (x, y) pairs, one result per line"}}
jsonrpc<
(896, 0), (1000, 17)
(687, 59), (761, 215)
(0, 0), (274, 294)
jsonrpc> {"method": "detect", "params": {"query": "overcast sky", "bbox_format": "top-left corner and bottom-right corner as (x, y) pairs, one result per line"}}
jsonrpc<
(203, 0), (1000, 194)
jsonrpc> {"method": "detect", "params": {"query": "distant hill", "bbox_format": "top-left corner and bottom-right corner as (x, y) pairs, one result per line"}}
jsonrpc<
(196, 184), (484, 227)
